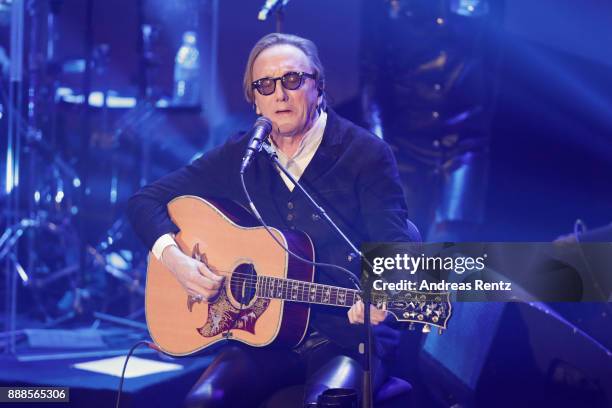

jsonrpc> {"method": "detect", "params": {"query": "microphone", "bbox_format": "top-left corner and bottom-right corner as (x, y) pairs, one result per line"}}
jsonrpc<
(240, 116), (273, 174)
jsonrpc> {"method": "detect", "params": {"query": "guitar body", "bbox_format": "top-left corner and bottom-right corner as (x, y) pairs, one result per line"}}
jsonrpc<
(145, 196), (315, 356)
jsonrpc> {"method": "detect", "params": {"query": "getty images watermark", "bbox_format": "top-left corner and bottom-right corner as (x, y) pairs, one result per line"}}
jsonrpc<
(369, 252), (511, 292)
(362, 242), (612, 302)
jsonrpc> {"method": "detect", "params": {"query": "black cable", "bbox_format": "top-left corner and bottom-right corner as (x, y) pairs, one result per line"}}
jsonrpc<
(572, 219), (611, 310)
(115, 340), (151, 408)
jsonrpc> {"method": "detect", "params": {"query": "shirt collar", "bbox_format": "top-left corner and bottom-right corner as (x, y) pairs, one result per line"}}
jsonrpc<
(271, 110), (327, 163)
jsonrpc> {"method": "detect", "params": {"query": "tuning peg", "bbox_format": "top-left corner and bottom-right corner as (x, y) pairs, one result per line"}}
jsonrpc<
(438, 328), (443, 335)
(408, 323), (415, 331)
(422, 324), (431, 334)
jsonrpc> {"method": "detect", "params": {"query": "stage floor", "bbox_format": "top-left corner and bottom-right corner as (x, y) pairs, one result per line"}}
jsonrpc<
(0, 323), (214, 407)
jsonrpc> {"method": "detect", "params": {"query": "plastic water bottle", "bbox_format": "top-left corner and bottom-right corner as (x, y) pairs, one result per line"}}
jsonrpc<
(173, 31), (200, 106)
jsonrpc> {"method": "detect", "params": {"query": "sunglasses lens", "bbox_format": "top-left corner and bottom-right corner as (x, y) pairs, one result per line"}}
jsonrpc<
(254, 72), (310, 95)
(257, 78), (276, 95)
(282, 73), (302, 90)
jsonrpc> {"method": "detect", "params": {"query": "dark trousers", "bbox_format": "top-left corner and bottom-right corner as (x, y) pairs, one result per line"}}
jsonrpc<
(184, 335), (387, 408)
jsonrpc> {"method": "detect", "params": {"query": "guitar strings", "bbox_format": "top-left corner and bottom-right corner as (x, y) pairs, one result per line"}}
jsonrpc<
(218, 276), (427, 310)
(232, 279), (365, 302)
(217, 273), (383, 303)
(209, 274), (434, 314)
(215, 279), (417, 314)
(197, 271), (362, 303)
(193, 268), (361, 296)
(197, 267), (358, 291)
(181, 268), (431, 307)
(226, 278), (362, 300)
(224, 277), (389, 306)
(188, 268), (442, 301)
(205, 271), (382, 304)
(225, 283), (385, 308)
(206, 270), (418, 305)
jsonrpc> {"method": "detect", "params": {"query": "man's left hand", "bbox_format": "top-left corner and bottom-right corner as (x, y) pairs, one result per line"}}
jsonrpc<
(347, 300), (387, 325)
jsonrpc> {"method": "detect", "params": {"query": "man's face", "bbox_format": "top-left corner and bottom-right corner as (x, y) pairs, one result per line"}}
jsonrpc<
(252, 44), (320, 139)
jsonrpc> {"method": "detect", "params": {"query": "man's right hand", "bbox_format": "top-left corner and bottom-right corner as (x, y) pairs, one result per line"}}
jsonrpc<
(160, 245), (224, 302)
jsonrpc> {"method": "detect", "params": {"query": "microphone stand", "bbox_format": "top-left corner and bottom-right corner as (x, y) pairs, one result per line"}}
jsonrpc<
(259, 142), (375, 408)
(274, 3), (284, 33)
(257, 0), (289, 33)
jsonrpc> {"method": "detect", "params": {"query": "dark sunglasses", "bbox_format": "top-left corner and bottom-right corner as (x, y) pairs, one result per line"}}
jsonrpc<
(251, 71), (317, 96)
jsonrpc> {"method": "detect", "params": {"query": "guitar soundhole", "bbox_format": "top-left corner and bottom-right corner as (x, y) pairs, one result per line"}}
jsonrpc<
(230, 263), (258, 306)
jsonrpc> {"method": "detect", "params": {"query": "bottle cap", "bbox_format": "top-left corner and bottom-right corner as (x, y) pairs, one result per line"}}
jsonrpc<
(183, 31), (197, 45)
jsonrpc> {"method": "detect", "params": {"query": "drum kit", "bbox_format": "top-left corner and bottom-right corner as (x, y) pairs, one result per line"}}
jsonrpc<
(0, 0), (200, 343)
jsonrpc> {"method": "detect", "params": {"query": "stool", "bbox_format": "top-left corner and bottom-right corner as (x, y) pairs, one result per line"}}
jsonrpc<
(262, 376), (412, 408)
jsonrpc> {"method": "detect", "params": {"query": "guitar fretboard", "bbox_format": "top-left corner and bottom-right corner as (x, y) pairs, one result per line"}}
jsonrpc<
(256, 275), (365, 307)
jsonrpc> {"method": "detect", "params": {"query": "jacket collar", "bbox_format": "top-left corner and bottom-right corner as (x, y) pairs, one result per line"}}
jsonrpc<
(319, 108), (344, 147)
(299, 108), (346, 185)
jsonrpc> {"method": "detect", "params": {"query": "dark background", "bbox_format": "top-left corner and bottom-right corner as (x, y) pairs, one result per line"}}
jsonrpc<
(3, 0), (605, 242)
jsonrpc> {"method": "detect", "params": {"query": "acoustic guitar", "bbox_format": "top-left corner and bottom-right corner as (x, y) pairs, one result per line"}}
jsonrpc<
(145, 196), (451, 356)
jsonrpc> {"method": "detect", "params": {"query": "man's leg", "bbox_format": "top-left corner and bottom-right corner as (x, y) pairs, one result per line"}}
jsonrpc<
(184, 344), (301, 408)
(302, 341), (387, 406)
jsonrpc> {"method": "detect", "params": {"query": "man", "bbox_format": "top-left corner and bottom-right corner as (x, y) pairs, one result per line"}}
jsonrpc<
(128, 33), (413, 407)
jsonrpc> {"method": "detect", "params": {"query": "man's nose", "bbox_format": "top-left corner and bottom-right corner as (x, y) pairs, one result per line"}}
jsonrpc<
(274, 79), (288, 102)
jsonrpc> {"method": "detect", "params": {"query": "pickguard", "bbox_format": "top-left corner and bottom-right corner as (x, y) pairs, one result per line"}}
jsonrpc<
(196, 287), (270, 337)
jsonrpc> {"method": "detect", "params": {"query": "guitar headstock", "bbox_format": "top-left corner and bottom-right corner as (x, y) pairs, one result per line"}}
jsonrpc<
(373, 291), (452, 333)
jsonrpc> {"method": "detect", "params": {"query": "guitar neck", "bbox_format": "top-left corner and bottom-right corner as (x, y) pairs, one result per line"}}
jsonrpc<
(256, 275), (380, 308)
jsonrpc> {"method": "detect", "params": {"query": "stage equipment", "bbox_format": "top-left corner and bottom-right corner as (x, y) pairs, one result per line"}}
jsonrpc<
(1, 0), (211, 359)
(258, 0), (290, 32)
(0, 0), (135, 351)
(419, 302), (611, 407)
(360, 0), (502, 240)
(1, 0), (101, 344)
(0, 216), (79, 316)
(3, 0), (25, 355)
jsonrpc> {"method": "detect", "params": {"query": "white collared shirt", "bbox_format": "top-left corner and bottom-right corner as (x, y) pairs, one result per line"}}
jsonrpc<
(270, 110), (327, 191)
(151, 111), (328, 260)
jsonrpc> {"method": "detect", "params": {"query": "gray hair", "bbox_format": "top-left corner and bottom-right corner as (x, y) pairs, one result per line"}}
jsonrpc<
(243, 33), (327, 110)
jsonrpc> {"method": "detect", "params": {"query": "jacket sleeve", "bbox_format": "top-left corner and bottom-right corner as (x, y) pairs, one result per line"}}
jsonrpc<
(357, 140), (414, 243)
(126, 143), (231, 250)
